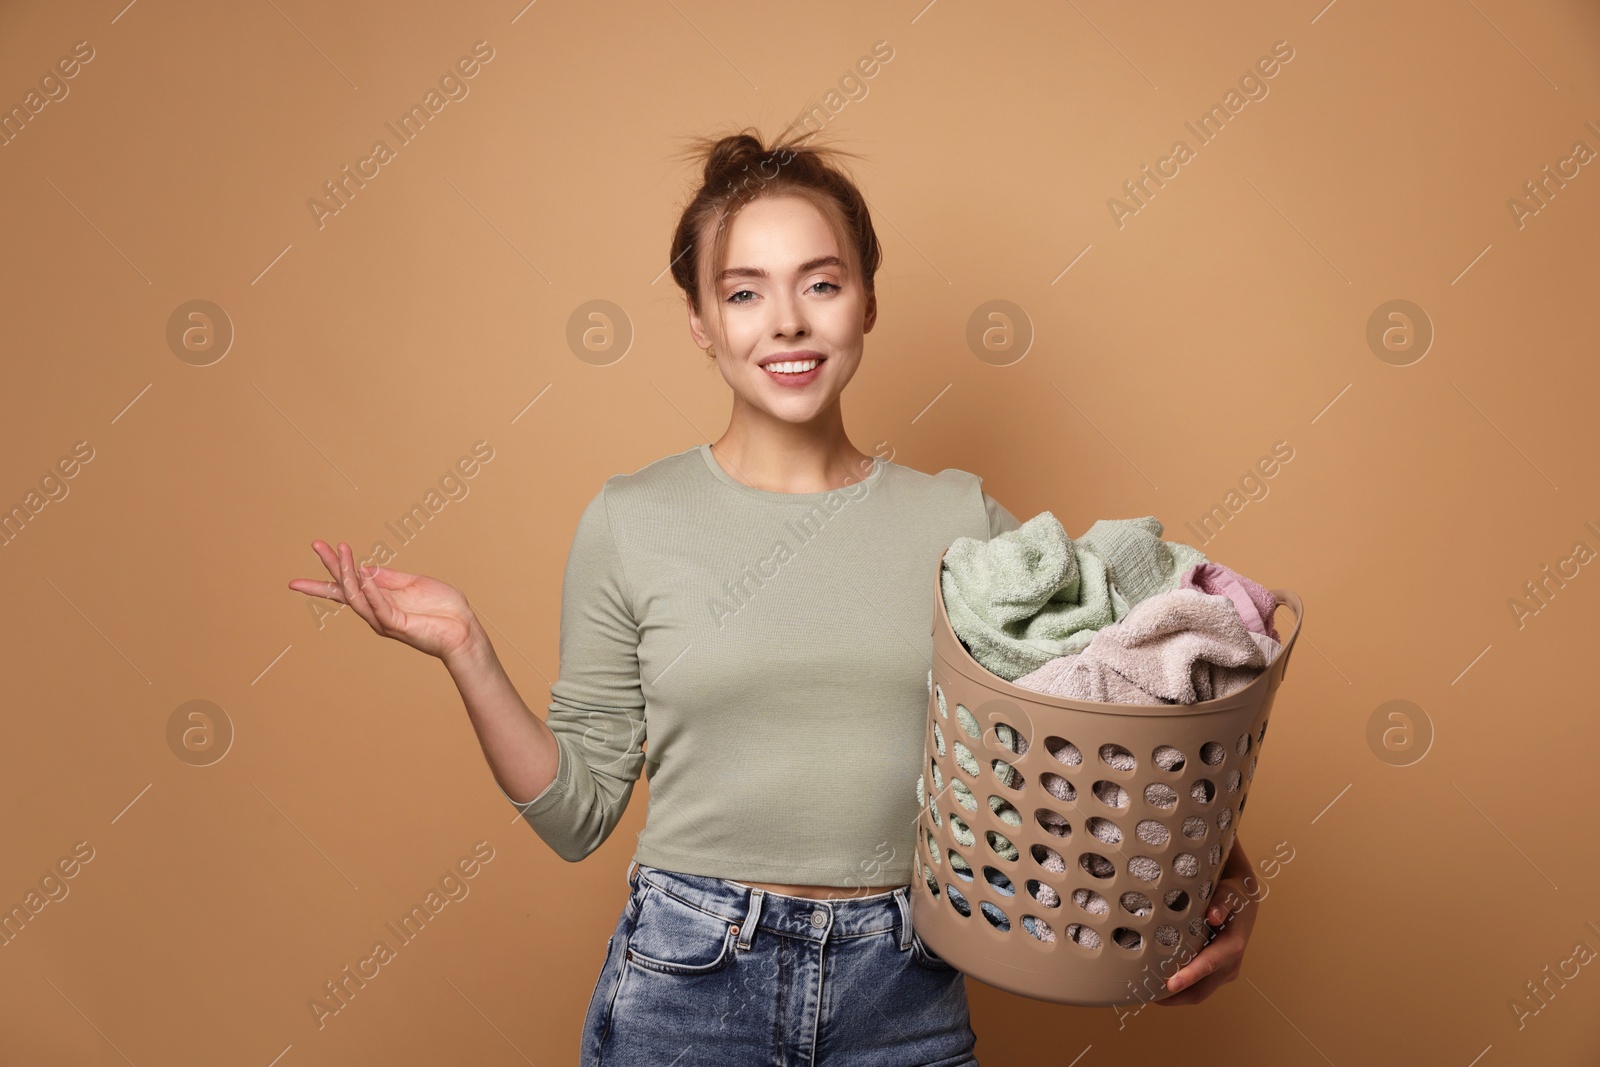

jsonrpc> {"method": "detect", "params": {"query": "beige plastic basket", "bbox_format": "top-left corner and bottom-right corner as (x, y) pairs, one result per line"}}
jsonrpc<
(913, 547), (1303, 1006)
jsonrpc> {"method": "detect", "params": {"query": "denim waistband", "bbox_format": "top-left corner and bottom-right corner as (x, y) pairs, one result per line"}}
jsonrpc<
(628, 861), (915, 951)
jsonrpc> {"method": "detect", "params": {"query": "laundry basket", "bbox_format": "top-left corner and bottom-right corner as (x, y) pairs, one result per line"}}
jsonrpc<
(913, 547), (1303, 1006)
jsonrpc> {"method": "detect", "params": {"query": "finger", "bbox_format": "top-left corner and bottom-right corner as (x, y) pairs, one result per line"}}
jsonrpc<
(1206, 880), (1251, 927)
(1165, 919), (1245, 999)
(356, 563), (404, 631)
(311, 540), (345, 583)
(336, 542), (383, 632)
(287, 578), (346, 602)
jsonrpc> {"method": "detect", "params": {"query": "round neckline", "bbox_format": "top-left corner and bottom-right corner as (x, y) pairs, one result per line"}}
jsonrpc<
(697, 443), (887, 500)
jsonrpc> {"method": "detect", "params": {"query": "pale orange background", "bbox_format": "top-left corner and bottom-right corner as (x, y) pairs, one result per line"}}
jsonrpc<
(3, 1), (1598, 1064)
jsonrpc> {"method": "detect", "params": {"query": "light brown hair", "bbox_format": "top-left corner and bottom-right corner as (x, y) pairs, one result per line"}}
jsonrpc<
(669, 127), (881, 356)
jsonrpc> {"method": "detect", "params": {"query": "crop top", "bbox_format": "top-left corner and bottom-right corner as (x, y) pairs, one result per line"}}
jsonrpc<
(496, 442), (1021, 886)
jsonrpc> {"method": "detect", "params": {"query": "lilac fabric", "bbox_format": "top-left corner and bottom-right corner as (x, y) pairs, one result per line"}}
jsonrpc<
(1012, 588), (1279, 705)
(1178, 562), (1279, 642)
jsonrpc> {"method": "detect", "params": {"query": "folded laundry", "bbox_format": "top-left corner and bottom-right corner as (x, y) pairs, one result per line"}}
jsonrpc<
(940, 512), (1208, 682)
(1012, 587), (1280, 705)
(1179, 561), (1279, 642)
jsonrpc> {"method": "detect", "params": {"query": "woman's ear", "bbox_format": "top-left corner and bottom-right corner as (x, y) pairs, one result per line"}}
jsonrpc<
(687, 305), (710, 349)
(863, 288), (877, 334)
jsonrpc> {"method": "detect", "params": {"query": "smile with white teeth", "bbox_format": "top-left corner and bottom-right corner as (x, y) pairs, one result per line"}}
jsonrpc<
(765, 358), (821, 374)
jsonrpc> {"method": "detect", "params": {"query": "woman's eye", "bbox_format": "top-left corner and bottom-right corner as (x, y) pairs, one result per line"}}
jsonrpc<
(727, 289), (754, 304)
(810, 281), (841, 295)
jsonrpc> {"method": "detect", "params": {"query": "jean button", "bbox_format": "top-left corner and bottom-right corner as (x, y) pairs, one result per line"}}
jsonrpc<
(810, 909), (827, 928)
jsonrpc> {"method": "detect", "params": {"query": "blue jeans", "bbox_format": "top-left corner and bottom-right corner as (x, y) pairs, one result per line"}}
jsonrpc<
(580, 861), (979, 1066)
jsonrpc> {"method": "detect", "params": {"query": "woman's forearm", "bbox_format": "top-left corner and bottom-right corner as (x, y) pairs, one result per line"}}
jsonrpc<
(444, 618), (561, 804)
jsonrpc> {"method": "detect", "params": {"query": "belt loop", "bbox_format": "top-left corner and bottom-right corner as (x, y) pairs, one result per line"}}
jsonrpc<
(736, 888), (764, 950)
(893, 886), (913, 951)
(626, 860), (640, 890)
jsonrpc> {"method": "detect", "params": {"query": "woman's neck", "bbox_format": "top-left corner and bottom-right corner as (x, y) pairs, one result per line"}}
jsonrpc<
(709, 419), (875, 494)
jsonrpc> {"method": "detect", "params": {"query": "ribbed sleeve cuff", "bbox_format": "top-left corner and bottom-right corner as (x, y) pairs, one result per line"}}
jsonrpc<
(495, 737), (569, 812)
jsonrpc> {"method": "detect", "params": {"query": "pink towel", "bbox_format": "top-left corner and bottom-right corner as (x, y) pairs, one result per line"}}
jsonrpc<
(1179, 562), (1279, 642)
(1013, 588), (1280, 705)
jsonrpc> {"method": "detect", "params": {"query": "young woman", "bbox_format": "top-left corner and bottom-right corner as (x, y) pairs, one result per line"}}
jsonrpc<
(290, 128), (1259, 1065)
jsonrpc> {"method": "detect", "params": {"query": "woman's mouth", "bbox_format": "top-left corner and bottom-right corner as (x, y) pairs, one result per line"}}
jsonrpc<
(762, 357), (824, 387)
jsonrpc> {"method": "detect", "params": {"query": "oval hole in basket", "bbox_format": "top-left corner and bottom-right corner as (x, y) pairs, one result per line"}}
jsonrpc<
(1040, 773), (1076, 803)
(952, 741), (978, 778)
(956, 704), (980, 739)
(1078, 852), (1115, 879)
(1099, 743), (1137, 772)
(1085, 817), (1122, 846)
(1034, 809), (1072, 838)
(949, 849), (974, 881)
(1045, 736), (1083, 766)
(1031, 843), (1066, 874)
(1065, 923), (1102, 950)
(991, 757), (1023, 790)
(985, 829), (1019, 862)
(988, 796), (1021, 827)
(1128, 856), (1162, 882)
(990, 720), (1029, 757)
(1072, 887), (1110, 915)
(1093, 780), (1130, 810)
(945, 882), (971, 916)
(1144, 783), (1178, 811)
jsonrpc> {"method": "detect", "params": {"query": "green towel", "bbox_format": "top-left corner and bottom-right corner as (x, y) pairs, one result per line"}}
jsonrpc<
(940, 511), (1208, 681)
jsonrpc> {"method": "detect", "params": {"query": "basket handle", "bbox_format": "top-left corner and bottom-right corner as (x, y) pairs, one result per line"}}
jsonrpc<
(1268, 589), (1303, 685)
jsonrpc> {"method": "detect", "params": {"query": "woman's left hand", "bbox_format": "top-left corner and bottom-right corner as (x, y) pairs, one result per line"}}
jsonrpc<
(1156, 837), (1259, 1006)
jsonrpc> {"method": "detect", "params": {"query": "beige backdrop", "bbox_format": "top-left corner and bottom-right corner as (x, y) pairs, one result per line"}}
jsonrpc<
(3, 0), (1598, 1064)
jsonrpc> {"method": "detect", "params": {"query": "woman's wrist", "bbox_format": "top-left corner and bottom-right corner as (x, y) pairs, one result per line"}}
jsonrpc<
(442, 616), (497, 679)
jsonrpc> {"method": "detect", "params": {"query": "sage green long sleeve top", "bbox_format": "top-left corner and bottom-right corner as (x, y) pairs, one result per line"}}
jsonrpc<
(497, 442), (1020, 886)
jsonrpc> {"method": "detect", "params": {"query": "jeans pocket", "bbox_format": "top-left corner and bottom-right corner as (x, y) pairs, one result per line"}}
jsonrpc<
(910, 929), (959, 972)
(623, 885), (737, 976)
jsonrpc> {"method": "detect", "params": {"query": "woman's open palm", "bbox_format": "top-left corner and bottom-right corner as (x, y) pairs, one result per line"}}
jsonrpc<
(288, 540), (476, 661)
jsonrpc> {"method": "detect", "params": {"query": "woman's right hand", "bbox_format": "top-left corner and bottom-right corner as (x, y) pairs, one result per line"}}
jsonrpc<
(287, 540), (480, 662)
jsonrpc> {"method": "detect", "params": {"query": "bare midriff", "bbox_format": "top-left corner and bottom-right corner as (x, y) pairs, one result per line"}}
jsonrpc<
(736, 879), (902, 901)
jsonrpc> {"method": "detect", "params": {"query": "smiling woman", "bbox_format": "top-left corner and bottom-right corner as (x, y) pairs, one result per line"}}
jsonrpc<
(288, 123), (1254, 1064)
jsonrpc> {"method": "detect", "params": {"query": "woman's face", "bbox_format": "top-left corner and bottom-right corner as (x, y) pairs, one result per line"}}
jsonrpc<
(688, 194), (875, 427)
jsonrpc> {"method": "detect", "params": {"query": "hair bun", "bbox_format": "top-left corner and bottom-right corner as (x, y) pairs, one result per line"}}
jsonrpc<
(703, 132), (766, 184)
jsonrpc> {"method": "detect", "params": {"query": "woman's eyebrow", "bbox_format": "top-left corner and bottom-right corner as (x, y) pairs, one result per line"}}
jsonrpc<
(717, 255), (845, 281)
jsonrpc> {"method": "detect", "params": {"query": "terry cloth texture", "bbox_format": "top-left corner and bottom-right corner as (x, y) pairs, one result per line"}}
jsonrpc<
(1179, 561), (1279, 642)
(939, 512), (1208, 681)
(1012, 587), (1281, 704)
(495, 442), (1023, 887)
